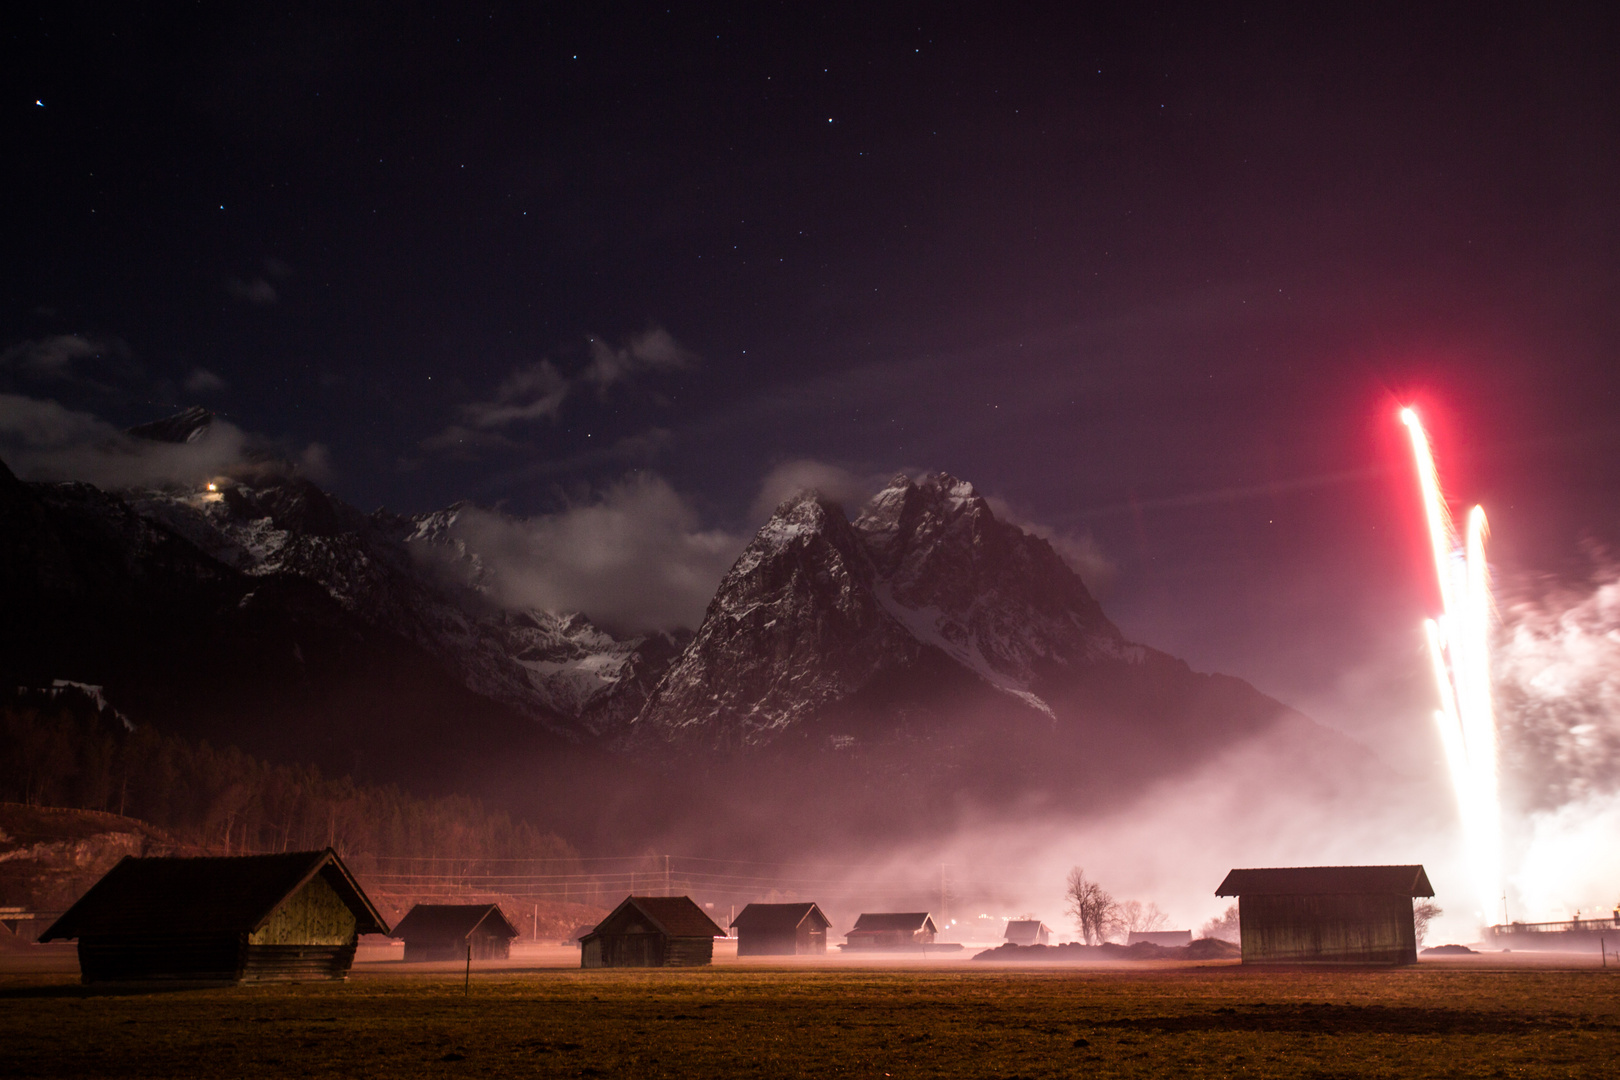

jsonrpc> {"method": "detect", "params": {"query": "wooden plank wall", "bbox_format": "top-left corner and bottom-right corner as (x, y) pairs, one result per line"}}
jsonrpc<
(1240, 894), (1417, 965)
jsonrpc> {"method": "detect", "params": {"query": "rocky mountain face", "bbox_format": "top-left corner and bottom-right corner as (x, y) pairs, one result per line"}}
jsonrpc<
(1, 451), (581, 795)
(625, 473), (1357, 844)
(120, 469), (680, 741)
(2, 413), (1373, 851)
(640, 473), (1214, 749)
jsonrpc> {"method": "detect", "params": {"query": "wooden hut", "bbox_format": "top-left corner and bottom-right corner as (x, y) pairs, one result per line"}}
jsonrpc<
(843, 912), (937, 949)
(39, 849), (387, 984)
(1003, 919), (1051, 946)
(580, 896), (725, 968)
(731, 902), (831, 955)
(391, 904), (519, 961)
(1215, 865), (1435, 966)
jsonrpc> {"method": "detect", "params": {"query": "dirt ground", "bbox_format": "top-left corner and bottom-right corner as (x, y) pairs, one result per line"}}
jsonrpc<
(2, 947), (1616, 1078)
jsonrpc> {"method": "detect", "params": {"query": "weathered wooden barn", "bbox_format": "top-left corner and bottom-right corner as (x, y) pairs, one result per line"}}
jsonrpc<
(731, 902), (831, 955)
(391, 903), (519, 961)
(844, 912), (937, 949)
(580, 896), (725, 968)
(1004, 919), (1051, 946)
(39, 849), (388, 984)
(1216, 865), (1434, 965)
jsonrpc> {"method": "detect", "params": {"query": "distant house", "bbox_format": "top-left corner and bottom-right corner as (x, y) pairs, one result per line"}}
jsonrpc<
(1127, 930), (1192, 947)
(39, 849), (388, 984)
(1216, 865), (1435, 966)
(844, 912), (937, 949)
(731, 902), (832, 955)
(1004, 920), (1051, 946)
(391, 904), (519, 961)
(581, 896), (725, 968)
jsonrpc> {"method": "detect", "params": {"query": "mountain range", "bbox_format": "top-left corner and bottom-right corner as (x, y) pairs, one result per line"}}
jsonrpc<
(0, 410), (1373, 852)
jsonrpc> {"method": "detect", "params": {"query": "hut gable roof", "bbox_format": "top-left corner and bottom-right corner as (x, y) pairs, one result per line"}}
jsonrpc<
(730, 902), (831, 932)
(391, 904), (517, 943)
(587, 896), (725, 940)
(1005, 919), (1049, 935)
(40, 849), (387, 941)
(851, 912), (937, 933)
(1216, 865), (1434, 898)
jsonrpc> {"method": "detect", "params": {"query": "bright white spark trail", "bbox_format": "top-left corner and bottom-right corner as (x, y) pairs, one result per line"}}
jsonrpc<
(1401, 407), (1502, 923)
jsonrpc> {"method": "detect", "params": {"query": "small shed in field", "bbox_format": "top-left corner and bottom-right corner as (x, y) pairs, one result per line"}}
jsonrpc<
(731, 902), (831, 955)
(391, 904), (519, 961)
(1216, 865), (1435, 966)
(580, 896), (725, 968)
(39, 849), (387, 984)
(844, 912), (937, 949)
(1004, 920), (1051, 946)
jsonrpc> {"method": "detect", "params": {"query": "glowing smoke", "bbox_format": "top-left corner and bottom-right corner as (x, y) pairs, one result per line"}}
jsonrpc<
(1495, 565), (1620, 921)
(1401, 407), (1503, 924)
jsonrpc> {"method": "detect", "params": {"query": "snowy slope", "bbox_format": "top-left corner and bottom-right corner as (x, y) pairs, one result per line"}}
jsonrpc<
(635, 474), (1210, 751)
(124, 477), (676, 737)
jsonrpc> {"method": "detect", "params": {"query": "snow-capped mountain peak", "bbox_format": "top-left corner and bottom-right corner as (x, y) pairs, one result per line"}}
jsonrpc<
(634, 475), (1139, 747)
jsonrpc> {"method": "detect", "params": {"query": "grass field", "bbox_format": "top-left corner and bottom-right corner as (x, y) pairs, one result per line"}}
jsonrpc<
(2, 954), (1617, 1078)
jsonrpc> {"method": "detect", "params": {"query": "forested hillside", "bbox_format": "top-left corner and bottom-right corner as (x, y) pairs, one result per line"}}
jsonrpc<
(1, 686), (578, 874)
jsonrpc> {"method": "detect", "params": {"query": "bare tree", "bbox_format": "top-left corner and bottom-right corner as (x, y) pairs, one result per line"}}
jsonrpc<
(1065, 867), (1120, 945)
(1413, 900), (1443, 947)
(1199, 904), (1240, 943)
(1119, 900), (1169, 935)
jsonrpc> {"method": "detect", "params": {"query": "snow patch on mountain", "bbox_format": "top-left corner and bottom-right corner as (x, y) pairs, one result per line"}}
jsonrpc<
(119, 478), (677, 737)
(872, 583), (1056, 719)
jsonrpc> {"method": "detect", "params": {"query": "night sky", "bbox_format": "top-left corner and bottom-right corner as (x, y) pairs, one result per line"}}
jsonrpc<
(5, 2), (1619, 753)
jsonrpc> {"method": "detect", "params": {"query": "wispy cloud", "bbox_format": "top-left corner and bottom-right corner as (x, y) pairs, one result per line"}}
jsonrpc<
(0, 393), (248, 488)
(581, 327), (693, 396)
(226, 277), (278, 305)
(0, 334), (133, 391)
(0, 393), (327, 491)
(458, 360), (570, 429)
(183, 367), (227, 394)
(425, 327), (695, 459)
(428, 473), (743, 633)
(748, 459), (890, 524)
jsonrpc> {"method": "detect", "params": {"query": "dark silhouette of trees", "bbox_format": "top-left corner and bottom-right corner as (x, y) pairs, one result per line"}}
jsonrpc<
(0, 689), (577, 874)
(1200, 903), (1240, 942)
(1413, 900), (1443, 946)
(1064, 866), (1119, 945)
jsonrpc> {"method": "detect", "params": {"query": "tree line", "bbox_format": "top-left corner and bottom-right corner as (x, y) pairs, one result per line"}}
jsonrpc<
(0, 687), (579, 877)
